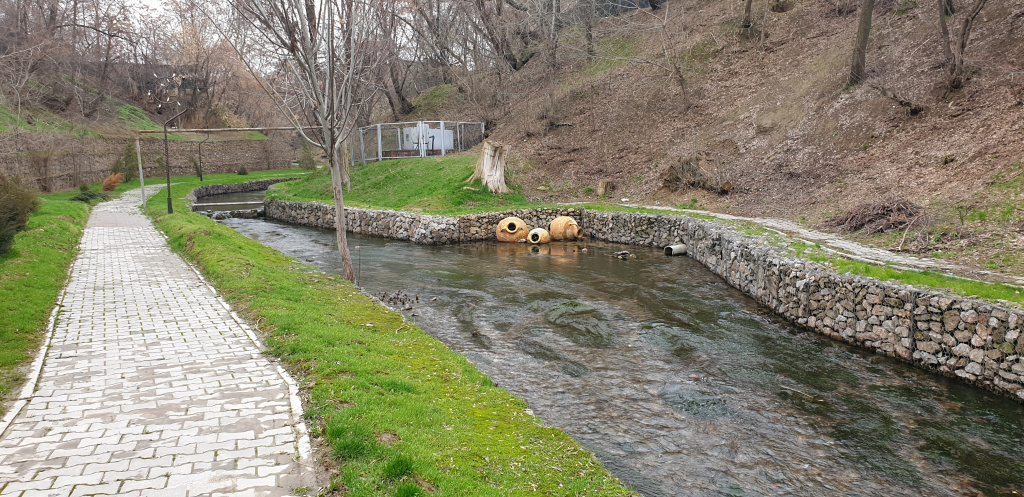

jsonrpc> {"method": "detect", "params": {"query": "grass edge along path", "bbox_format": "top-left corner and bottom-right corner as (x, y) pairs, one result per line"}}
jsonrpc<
(146, 178), (636, 497)
(0, 191), (91, 416)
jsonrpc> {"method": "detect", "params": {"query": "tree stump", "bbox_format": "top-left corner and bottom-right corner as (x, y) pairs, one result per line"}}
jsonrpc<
(467, 140), (511, 194)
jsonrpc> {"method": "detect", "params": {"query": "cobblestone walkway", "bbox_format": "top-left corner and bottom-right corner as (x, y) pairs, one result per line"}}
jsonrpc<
(0, 189), (313, 496)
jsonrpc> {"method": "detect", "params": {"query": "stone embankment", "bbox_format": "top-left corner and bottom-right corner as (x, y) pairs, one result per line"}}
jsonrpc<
(254, 193), (1024, 402)
(188, 178), (300, 203)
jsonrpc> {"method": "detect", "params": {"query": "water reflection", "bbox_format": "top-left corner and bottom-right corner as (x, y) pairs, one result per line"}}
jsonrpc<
(224, 217), (1024, 497)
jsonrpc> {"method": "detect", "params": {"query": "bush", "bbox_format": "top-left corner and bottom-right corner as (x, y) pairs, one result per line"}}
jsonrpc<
(0, 175), (41, 255)
(237, 167), (249, 175)
(101, 173), (124, 192)
(70, 190), (111, 203)
(297, 143), (317, 170)
(111, 143), (137, 182)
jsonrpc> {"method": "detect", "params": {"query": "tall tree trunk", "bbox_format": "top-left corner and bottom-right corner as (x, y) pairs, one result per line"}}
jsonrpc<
(947, 0), (988, 90)
(741, 0), (755, 35)
(848, 0), (874, 86)
(938, 0), (953, 63)
(546, 0), (559, 125)
(584, 0), (595, 56)
(329, 147), (356, 282)
(387, 64), (414, 118)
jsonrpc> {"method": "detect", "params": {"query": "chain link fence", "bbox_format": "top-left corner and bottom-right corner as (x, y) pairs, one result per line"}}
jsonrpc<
(351, 121), (485, 165)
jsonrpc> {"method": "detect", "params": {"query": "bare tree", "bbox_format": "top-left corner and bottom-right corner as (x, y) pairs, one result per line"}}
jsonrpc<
(224, 0), (381, 282)
(589, 2), (691, 107)
(741, 0), (754, 36)
(938, 0), (988, 91)
(372, 0), (415, 120)
(848, 0), (874, 86)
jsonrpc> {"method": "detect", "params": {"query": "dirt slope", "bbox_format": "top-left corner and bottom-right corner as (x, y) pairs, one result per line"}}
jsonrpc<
(490, 0), (1021, 211)
(437, 0), (1023, 274)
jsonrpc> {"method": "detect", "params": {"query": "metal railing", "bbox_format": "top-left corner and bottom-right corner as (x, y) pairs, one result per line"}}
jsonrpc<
(351, 121), (485, 165)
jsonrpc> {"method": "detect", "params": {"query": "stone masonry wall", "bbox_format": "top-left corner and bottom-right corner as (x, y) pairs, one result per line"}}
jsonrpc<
(262, 197), (1024, 402)
(187, 178), (300, 206)
(0, 133), (300, 192)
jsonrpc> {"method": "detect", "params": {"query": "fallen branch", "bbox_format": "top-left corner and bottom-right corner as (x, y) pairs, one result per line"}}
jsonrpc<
(898, 214), (922, 252)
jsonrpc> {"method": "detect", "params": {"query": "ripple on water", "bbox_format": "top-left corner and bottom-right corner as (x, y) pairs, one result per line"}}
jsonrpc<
(221, 218), (1024, 497)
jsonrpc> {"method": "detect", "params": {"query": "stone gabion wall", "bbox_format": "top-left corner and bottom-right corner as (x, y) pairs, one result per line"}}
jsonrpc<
(262, 199), (1024, 402)
(186, 178), (300, 207)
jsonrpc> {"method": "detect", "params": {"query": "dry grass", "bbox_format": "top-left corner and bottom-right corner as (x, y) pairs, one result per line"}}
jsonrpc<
(100, 173), (124, 192)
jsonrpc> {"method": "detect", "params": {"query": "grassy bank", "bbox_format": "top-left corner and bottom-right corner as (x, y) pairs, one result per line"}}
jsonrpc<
(0, 191), (91, 414)
(268, 155), (532, 214)
(147, 176), (634, 496)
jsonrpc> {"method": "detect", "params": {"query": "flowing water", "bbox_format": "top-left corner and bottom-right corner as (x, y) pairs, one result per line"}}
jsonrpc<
(215, 207), (1024, 497)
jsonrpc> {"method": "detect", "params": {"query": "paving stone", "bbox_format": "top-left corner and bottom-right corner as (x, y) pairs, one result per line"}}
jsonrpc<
(0, 189), (313, 496)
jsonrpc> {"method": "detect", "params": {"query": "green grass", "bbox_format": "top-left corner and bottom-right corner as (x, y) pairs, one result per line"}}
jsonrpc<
(582, 35), (640, 77)
(0, 104), (103, 137)
(117, 104), (161, 131)
(0, 191), (92, 413)
(269, 155), (532, 214)
(144, 175), (636, 497)
(829, 259), (1024, 305)
(408, 85), (456, 119)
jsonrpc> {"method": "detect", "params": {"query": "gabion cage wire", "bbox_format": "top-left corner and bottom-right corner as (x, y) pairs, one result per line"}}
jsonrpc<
(351, 121), (485, 166)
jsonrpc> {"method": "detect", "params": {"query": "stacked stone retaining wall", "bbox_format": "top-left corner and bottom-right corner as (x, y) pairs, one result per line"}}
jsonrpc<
(0, 133), (300, 192)
(187, 178), (300, 206)
(261, 197), (1024, 402)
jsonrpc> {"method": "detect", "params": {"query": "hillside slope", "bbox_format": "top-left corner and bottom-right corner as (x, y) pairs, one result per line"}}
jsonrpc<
(416, 0), (1023, 272)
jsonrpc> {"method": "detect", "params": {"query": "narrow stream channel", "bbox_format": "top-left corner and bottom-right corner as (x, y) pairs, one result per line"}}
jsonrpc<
(206, 194), (1024, 497)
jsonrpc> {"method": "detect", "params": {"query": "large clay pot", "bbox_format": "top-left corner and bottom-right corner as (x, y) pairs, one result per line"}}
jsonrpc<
(549, 216), (584, 241)
(497, 217), (529, 243)
(528, 228), (551, 244)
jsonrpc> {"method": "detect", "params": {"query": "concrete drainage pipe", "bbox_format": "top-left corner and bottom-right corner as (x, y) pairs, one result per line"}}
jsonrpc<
(664, 244), (687, 256)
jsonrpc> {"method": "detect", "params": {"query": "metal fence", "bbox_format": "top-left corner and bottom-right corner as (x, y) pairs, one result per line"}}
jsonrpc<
(351, 121), (485, 165)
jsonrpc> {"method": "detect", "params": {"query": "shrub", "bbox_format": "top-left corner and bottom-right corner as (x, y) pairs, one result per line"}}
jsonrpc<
(297, 143), (317, 170)
(237, 167), (249, 175)
(70, 190), (110, 203)
(101, 173), (124, 192)
(0, 175), (41, 255)
(111, 143), (137, 182)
